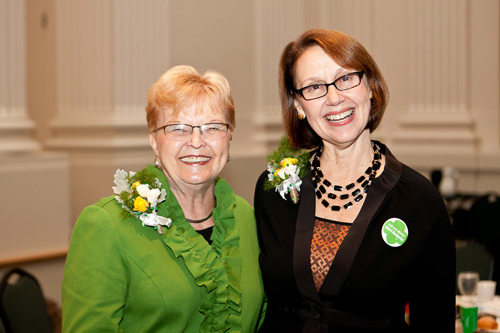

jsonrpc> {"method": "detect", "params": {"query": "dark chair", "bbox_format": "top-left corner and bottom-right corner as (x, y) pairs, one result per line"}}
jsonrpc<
(471, 193), (500, 248)
(0, 268), (52, 333)
(456, 241), (494, 293)
(0, 316), (6, 333)
(470, 193), (500, 293)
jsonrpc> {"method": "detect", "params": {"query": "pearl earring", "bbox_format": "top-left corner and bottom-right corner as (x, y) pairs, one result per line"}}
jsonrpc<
(154, 156), (161, 168)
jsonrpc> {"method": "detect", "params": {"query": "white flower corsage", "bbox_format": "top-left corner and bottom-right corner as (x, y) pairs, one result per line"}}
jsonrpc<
(113, 168), (172, 234)
(264, 136), (309, 204)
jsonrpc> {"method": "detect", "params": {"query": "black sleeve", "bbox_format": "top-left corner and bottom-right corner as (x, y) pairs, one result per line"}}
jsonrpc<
(408, 198), (456, 332)
(253, 170), (302, 303)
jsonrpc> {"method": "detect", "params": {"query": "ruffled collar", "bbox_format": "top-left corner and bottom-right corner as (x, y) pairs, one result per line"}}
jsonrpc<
(147, 165), (242, 332)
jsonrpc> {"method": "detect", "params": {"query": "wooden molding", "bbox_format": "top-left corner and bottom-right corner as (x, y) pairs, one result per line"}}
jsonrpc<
(0, 249), (67, 268)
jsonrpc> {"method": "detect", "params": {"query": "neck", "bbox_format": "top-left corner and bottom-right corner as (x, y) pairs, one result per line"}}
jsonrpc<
(320, 138), (375, 181)
(168, 179), (216, 223)
(185, 210), (213, 224)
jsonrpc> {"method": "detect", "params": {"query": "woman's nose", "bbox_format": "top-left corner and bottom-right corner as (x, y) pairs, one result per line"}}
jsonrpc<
(325, 86), (343, 105)
(188, 128), (204, 147)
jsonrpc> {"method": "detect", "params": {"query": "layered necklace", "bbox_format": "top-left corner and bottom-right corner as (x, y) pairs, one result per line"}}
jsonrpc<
(312, 142), (382, 211)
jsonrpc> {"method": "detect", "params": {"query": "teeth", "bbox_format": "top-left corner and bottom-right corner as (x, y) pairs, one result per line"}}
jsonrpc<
(181, 156), (210, 163)
(326, 109), (353, 121)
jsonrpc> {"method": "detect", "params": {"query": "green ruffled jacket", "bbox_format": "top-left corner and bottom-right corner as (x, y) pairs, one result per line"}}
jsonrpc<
(62, 165), (266, 332)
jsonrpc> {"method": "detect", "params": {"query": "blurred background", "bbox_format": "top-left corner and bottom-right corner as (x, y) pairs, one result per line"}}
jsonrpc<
(1, 0), (499, 313)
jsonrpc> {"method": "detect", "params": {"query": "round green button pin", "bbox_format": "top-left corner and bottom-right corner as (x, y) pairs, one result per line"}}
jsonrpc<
(381, 218), (408, 247)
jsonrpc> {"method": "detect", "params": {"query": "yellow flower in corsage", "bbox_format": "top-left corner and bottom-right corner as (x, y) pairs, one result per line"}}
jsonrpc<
(264, 136), (309, 204)
(133, 196), (149, 212)
(113, 168), (171, 234)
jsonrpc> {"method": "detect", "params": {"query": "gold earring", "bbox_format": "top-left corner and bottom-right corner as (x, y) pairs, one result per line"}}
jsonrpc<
(298, 113), (305, 120)
(369, 92), (373, 99)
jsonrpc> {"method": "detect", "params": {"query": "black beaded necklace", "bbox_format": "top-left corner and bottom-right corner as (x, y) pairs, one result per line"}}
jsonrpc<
(312, 142), (382, 211)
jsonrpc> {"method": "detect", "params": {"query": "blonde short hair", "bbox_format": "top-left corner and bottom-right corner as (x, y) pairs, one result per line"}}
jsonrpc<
(145, 65), (235, 132)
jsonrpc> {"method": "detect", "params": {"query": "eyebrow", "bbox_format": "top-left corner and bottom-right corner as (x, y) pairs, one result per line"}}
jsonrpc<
(299, 70), (356, 87)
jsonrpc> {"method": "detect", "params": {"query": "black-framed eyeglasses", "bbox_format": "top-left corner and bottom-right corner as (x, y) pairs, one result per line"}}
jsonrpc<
(295, 71), (365, 101)
(154, 122), (230, 140)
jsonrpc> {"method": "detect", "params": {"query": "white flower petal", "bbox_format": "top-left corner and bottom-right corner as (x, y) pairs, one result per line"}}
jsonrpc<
(157, 216), (172, 228)
(158, 189), (167, 203)
(113, 169), (130, 193)
(139, 213), (172, 228)
(276, 168), (286, 179)
(147, 188), (161, 207)
(136, 184), (150, 197)
(283, 164), (298, 176)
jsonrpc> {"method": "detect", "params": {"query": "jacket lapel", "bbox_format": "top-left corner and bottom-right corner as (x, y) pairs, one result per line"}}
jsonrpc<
(320, 143), (402, 296)
(293, 162), (322, 303)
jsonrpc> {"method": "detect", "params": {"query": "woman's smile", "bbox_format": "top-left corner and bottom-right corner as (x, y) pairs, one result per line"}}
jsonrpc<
(180, 155), (211, 164)
(325, 108), (354, 122)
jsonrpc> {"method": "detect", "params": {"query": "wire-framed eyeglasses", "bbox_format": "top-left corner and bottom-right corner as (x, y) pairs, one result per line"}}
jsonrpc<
(154, 122), (230, 140)
(295, 71), (365, 101)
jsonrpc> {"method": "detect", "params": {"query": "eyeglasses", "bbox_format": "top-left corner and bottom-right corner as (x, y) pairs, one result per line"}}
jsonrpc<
(154, 122), (230, 140)
(295, 71), (364, 101)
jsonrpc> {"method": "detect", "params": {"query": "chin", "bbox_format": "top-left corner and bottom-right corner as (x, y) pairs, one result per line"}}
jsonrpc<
(183, 175), (215, 186)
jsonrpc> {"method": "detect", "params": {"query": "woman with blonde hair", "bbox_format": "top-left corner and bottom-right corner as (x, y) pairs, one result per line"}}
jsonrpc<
(63, 65), (266, 332)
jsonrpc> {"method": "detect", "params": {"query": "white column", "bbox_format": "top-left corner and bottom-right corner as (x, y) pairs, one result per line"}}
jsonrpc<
(45, 0), (171, 220)
(47, 0), (170, 137)
(407, 0), (468, 116)
(47, 0), (169, 149)
(253, 0), (306, 152)
(392, 0), (477, 163)
(0, 0), (40, 153)
(469, 0), (500, 191)
(319, 0), (374, 50)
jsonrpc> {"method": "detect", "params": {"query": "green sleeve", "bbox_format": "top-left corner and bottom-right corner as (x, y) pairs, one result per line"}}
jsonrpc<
(258, 294), (268, 330)
(62, 203), (127, 332)
(234, 196), (267, 332)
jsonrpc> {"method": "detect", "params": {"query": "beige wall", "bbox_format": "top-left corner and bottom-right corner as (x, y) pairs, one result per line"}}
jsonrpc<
(1, 0), (499, 306)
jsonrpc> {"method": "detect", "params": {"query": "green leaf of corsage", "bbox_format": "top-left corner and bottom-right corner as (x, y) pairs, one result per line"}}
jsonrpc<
(264, 136), (309, 204)
(113, 168), (172, 234)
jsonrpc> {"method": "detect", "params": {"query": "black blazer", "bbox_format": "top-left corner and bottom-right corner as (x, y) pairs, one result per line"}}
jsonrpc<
(254, 142), (456, 333)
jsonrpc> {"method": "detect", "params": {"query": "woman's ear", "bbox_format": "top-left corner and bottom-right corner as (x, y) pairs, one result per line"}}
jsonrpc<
(149, 132), (159, 156)
(294, 100), (306, 120)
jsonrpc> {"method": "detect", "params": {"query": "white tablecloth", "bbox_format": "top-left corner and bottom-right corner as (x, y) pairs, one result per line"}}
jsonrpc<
(457, 295), (500, 317)
(457, 295), (500, 332)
